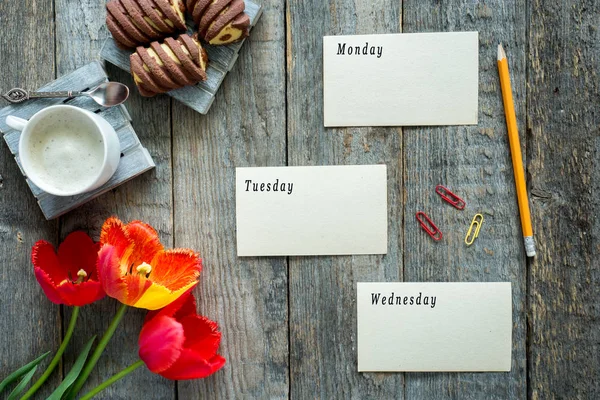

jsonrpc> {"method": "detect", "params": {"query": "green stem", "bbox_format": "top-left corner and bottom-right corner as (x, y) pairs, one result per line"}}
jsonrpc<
(79, 360), (144, 400)
(66, 303), (127, 400)
(20, 306), (80, 400)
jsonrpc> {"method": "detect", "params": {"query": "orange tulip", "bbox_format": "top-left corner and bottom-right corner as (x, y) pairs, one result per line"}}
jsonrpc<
(97, 217), (201, 310)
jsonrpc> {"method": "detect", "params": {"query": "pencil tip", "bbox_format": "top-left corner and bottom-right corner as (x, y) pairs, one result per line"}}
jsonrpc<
(497, 43), (506, 61)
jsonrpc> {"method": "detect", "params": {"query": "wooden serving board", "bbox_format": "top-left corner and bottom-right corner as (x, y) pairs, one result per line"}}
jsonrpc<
(100, 0), (263, 115)
(0, 61), (155, 220)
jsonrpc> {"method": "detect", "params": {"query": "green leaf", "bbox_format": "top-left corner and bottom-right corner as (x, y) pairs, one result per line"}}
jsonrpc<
(0, 351), (50, 394)
(6, 365), (37, 400)
(47, 336), (96, 400)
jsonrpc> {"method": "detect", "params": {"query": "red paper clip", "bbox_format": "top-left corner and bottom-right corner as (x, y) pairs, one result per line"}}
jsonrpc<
(416, 211), (442, 241)
(435, 185), (466, 210)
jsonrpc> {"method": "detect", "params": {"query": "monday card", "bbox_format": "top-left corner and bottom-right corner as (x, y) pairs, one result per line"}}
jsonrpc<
(357, 282), (512, 372)
(236, 165), (387, 256)
(323, 32), (479, 127)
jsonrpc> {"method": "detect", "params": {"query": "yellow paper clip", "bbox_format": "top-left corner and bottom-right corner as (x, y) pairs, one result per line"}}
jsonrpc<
(465, 214), (484, 246)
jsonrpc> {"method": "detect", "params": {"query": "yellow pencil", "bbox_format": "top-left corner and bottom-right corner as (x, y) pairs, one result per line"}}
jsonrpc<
(497, 43), (536, 257)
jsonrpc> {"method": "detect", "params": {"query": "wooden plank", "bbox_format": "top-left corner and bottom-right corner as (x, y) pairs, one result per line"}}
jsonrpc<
(173, 1), (288, 397)
(100, 0), (263, 115)
(286, 0), (404, 398)
(0, 0), (61, 397)
(527, 0), (600, 398)
(54, 0), (174, 398)
(402, 1), (527, 398)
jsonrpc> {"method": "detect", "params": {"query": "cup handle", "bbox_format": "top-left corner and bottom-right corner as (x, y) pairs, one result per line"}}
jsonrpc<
(6, 115), (28, 131)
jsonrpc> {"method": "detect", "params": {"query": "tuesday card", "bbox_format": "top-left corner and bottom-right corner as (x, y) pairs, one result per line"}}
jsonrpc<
(357, 282), (512, 372)
(235, 165), (387, 256)
(323, 32), (479, 127)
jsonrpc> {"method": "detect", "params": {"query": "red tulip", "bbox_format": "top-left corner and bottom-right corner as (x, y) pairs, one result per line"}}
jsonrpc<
(32, 231), (105, 306)
(138, 291), (225, 380)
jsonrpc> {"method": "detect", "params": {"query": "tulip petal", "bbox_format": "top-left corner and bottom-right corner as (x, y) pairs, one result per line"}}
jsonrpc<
(160, 350), (226, 380)
(145, 289), (196, 323)
(57, 280), (106, 307)
(34, 267), (66, 305)
(57, 231), (100, 280)
(172, 290), (198, 320)
(97, 245), (129, 303)
(179, 315), (222, 360)
(123, 273), (153, 305)
(100, 217), (132, 259)
(124, 221), (164, 267)
(133, 280), (197, 310)
(32, 240), (66, 284)
(149, 249), (201, 291)
(139, 315), (185, 373)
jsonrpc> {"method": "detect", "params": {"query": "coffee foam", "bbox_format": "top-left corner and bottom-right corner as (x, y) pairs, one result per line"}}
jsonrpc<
(25, 109), (105, 194)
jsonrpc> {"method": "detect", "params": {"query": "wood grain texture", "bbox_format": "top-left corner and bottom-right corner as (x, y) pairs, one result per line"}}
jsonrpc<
(54, 1), (174, 399)
(286, 0), (404, 398)
(1, 1), (599, 399)
(0, 0), (61, 398)
(527, 0), (600, 398)
(173, 1), (288, 398)
(402, 1), (527, 399)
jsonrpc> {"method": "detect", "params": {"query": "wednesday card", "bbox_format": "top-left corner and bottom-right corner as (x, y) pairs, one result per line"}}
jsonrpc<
(323, 32), (479, 127)
(357, 282), (512, 372)
(236, 165), (387, 256)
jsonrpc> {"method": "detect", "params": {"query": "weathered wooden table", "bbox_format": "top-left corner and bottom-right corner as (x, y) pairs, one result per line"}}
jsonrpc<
(1, 1), (598, 399)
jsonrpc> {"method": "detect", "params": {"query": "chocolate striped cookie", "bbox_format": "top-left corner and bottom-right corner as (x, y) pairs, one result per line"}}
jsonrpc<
(130, 33), (208, 96)
(106, 0), (187, 49)
(187, 0), (250, 45)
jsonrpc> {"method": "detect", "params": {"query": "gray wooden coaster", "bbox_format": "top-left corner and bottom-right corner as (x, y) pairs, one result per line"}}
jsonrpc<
(1, 61), (155, 220)
(100, 0), (263, 115)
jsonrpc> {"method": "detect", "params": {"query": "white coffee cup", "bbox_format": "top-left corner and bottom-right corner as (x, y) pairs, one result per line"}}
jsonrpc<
(6, 105), (120, 196)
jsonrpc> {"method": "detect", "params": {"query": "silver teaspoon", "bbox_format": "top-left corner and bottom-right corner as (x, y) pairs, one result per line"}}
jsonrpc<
(2, 82), (130, 107)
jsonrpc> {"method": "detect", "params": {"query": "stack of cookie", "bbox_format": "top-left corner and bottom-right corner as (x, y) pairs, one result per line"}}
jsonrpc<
(107, 0), (187, 49)
(105, 0), (251, 96)
(130, 34), (208, 97)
